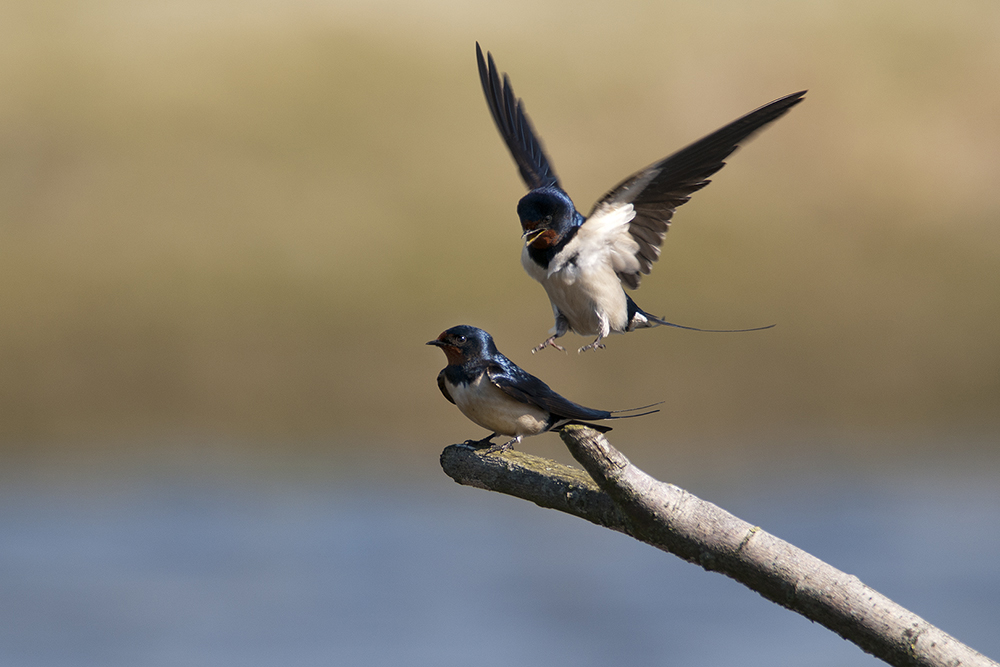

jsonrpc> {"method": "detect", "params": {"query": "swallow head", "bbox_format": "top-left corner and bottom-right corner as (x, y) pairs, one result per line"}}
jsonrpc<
(426, 325), (497, 366)
(517, 188), (576, 250)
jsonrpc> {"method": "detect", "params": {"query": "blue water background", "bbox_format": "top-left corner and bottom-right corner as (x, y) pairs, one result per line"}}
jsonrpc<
(1, 457), (997, 667)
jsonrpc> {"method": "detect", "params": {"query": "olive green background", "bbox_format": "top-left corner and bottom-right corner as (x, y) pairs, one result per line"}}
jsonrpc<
(2, 1), (997, 475)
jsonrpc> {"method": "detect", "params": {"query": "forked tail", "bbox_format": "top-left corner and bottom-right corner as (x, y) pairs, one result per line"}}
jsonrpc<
(646, 313), (774, 333)
(553, 402), (662, 435)
(607, 401), (663, 420)
(627, 294), (774, 333)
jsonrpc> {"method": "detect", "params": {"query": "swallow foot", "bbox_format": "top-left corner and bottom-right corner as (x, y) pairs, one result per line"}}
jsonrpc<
(462, 433), (498, 449)
(578, 339), (606, 353)
(531, 337), (566, 354)
(484, 438), (517, 454)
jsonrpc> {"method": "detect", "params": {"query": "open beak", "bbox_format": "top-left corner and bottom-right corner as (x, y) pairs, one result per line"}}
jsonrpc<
(522, 228), (546, 245)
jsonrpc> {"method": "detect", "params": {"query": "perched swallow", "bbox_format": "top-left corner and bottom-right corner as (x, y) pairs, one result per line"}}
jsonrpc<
(476, 43), (805, 353)
(428, 325), (658, 452)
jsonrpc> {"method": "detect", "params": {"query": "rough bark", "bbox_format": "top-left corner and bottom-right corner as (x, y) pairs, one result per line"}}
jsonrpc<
(439, 427), (997, 667)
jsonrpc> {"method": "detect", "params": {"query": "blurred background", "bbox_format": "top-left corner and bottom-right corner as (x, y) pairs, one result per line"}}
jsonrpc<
(1, 1), (998, 665)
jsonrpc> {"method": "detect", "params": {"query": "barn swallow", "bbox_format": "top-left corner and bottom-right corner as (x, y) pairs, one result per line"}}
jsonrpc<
(476, 43), (805, 353)
(428, 325), (659, 452)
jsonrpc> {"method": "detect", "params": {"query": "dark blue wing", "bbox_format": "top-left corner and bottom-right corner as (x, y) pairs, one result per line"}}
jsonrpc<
(476, 43), (561, 192)
(486, 361), (610, 422)
(436, 370), (456, 405)
(591, 90), (806, 289)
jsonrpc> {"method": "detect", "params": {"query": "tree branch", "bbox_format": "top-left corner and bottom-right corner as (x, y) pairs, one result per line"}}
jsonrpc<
(439, 427), (997, 667)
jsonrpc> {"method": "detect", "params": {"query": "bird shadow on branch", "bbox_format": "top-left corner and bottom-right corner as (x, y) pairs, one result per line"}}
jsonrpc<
(439, 426), (996, 667)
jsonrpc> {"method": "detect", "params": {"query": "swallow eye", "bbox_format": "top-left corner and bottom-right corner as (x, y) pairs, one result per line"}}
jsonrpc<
(456, 335), (467, 343)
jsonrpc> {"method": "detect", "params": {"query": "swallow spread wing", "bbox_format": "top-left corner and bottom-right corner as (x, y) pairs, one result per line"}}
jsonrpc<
(477, 43), (805, 352)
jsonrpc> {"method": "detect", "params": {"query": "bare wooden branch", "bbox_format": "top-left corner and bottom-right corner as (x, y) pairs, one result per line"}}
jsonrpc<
(439, 427), (997, 667)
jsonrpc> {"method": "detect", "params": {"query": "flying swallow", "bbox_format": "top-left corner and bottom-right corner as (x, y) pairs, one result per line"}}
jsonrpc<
(428, 325), (658, 452)
(476, 43), (805, 353)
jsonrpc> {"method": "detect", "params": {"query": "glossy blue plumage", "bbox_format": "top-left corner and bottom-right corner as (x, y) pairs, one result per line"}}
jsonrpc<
(427, 325), (657, 451)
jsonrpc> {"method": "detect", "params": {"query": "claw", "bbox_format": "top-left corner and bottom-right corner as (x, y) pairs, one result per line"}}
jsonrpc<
(531, 336), (566, 354)
(578, 339), (606, 353)
(484, 438), (516, 454)
(462, 433), (497, 449)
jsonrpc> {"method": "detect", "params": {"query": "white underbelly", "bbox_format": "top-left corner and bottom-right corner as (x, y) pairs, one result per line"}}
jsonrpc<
(449, 375), (550, 437)
(522, 249), (628, 335)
